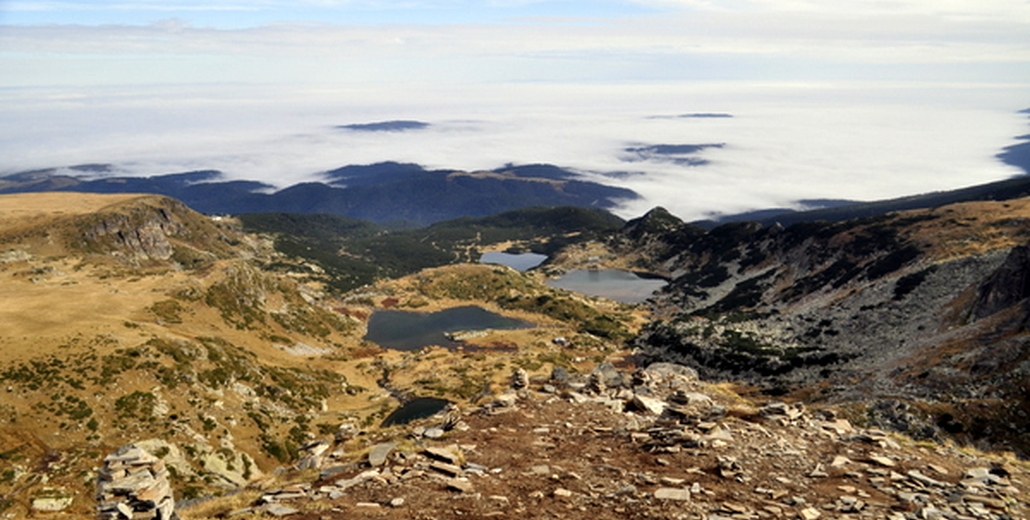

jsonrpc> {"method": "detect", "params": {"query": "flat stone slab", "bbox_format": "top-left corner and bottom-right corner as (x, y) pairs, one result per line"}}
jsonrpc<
(868, 455), (896, 468)
(444, 478), (474, 493)
(368, 442), (398, 467)
(266, 504), (301, 517)
(424, 447), (460, 464)
(632, 394), (667, 415)
(429, 461), (463, 478)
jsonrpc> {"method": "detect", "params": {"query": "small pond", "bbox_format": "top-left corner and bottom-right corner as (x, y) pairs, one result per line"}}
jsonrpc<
(381, 397), (451, 426)
(545, 269), (667, 303)
(363, 305), (534, 351)
(480, 251), (548, 271)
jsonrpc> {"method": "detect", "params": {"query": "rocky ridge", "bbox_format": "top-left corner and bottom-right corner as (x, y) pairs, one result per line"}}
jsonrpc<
(621, 200), (1030, 457)
(181, 362), (1028, 520)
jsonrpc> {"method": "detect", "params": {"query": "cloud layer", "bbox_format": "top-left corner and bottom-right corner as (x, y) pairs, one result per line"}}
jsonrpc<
(1, 82), (1025, 221)
(2, 1), (1028, 220)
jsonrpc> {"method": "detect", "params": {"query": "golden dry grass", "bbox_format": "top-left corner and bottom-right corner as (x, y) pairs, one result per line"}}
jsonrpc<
(903, 198), (1030, 260)
(0, 192), (147, 220)
(0, 192), (148, 243)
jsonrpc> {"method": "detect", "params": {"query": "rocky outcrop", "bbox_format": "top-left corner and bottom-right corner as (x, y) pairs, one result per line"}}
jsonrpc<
(71, 196), (235, 265)
(970, 244), (1030, 321)
(83, 211), (181, 260)
(630, 199), (1030, 456)
(207, 361), (1027, 520)
(96, 445), (177, 520)
(78, 200), (188, 260)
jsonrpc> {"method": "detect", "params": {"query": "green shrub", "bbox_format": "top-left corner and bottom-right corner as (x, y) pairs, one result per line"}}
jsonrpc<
(149, 300), (184, 324)
(114, 391), (157, 419)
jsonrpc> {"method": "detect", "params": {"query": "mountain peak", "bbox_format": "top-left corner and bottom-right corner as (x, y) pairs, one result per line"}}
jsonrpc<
(624, 206), (685, 239)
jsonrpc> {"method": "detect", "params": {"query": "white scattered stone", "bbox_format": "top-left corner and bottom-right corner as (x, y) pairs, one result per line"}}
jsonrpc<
(32, 495), (73, 512)
(831, 455), (851, 467)
(654, 488), (691, 501)
(799, 506), (822, 520)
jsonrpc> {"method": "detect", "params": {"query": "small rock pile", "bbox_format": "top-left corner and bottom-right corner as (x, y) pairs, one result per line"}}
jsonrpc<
(96, 445), (177, 520)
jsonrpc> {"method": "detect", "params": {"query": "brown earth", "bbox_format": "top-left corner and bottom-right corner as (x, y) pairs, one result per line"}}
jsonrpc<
(182, 374), (1030, 520)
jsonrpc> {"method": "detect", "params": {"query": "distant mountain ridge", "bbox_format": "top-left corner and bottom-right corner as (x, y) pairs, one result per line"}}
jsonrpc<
(4, 111), (1028, 227)
(688, 108), (1030, 228)
(0, 162), (636, 226)
(693, 174), (1030, 229)
(336, 120), (430, 132)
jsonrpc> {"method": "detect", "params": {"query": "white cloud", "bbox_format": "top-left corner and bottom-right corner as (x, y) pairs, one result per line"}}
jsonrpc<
(1, 82), (1025, 221)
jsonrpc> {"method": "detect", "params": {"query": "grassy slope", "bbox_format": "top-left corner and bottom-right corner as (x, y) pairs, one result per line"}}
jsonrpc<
(0, 194), (642, 517)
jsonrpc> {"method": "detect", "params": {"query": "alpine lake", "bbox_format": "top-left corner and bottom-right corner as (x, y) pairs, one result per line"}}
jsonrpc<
(364, 256), (668, 424)
(545, 269), (668, 304)
(362, 305), (533, 352)
(363, 264), (666, 353)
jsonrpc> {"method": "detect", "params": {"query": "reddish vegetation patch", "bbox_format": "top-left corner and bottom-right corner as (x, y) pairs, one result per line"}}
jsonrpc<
(456, 341), (519, 353)
(348, 346), (385, 359)
(333, 307), (370, 321)
(381, 298), (400, 308)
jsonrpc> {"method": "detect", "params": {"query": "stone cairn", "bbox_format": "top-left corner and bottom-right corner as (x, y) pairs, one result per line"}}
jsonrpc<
(96, 444), (178, 520)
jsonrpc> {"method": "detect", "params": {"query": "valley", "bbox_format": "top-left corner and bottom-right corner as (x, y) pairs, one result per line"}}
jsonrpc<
(1, 190), (1029, 519)
(0, 194), (645, 517)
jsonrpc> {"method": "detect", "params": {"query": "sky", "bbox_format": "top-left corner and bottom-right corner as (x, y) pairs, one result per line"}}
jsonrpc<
(1, 0), (1029, 220)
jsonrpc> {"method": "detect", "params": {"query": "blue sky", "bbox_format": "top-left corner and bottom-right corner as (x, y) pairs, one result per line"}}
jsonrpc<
(0, 1), (657, 27)
(1, 1), (1029, 219)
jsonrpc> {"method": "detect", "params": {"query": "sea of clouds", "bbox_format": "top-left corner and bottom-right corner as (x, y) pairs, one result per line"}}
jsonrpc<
(1, 81), (1026, 221)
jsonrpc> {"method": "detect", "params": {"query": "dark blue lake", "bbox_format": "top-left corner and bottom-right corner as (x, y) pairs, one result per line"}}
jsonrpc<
(480, 251), (548, 271)
(381, 397), (451, 426)
(545, 269), (667, 303)
(363, 305), (534, 351)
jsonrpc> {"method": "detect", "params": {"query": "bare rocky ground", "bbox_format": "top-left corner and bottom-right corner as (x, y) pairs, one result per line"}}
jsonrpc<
(182, 363), (1028, 520)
